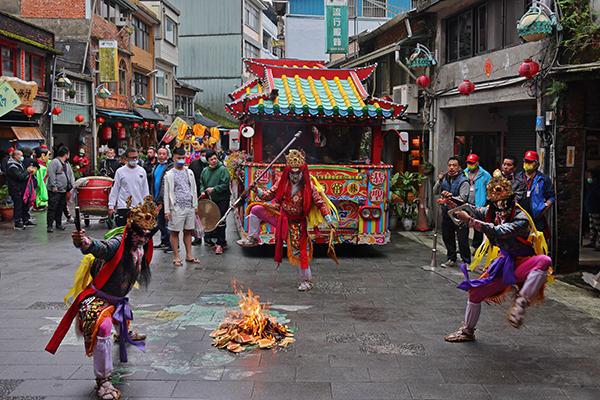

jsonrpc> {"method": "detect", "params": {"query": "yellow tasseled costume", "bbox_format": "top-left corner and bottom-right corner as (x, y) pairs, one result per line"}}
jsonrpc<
(64, 254), (95, 305)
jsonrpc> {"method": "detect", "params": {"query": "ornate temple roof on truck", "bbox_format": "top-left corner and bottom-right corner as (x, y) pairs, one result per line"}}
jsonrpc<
(226, 58), (405, 121)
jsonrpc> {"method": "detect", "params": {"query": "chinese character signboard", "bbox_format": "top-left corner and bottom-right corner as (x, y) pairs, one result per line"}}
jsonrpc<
(0, 81), (21, 117)
(0, 77), (37, 106)
(325, 0), (348, 54)
(99, 40), (118, 82)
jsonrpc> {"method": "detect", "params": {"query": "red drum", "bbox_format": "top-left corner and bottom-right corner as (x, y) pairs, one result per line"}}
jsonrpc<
(75, 176), (114, 216)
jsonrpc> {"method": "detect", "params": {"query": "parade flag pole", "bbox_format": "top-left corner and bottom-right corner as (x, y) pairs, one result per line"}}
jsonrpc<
(210, 130), (302, 230)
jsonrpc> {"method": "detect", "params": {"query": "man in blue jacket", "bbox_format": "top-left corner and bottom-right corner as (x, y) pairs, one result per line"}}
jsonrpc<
(464, 153), (491, 249)
(516, 150), (555, 238)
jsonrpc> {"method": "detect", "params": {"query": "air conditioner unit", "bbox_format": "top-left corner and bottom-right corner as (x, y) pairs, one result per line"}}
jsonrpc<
(115, 16), (128, 27)
(392, 84), (418, 114)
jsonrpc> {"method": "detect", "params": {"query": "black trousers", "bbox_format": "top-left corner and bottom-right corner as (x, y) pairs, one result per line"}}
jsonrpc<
(157, 206), (170, 246)
(114, 208), (130, 227)
(47, 191), (67, 228)
(206, 198), (229, 246)
(9, 186), (25, 225)
(472, 230), (483, 249)
(441, 214), (471, 264)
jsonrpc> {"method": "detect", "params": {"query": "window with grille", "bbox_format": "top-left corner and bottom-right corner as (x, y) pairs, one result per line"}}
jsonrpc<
(363, 0), (387, 18)
(133, 18), (150, 51)
(446, 4), (490, 63)
(53, 81), (88, 104)
(156, 70), (166, 96)
(244, 41), (260, 58)
(348, 0), (357, 17)
(24, 53), (44, 89)
(133, 72), (149, 97)
(1, 47), (16, 77)
(244, 3), (259, 31)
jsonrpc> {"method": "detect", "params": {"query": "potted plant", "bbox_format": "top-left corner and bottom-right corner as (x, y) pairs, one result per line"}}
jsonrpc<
(390, 171), (426, 231)
(0, 185), (14, 222)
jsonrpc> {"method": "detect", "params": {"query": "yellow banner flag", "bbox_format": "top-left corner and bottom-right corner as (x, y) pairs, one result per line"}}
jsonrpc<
(162, 117), (188, 144)
(99, 40), (118, 82)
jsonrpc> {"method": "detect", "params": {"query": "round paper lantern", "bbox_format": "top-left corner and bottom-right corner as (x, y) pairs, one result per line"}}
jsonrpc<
(416, 75), (431, 88)
(458, 80), (475, 96)
(22, 106), (35, 118)
(518, 59), (540, 79)
(157, 122), (164, 129)
(115, 121), (123, 129)
(51, 106), (62, 116)
(149, 123), (155, 129)
(133, 122), (139, 129)
(75, 114), (85, 123)
(96, 116), (105, 124)
(143, 121), (149, 128)
(101, 126), (112, 140)
(117, 127), (126, 140)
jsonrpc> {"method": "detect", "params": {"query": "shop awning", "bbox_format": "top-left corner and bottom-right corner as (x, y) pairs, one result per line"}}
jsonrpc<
(134, 107), (164, 121)
(0, 126), (44, 140)
(97, 109), (142, 120)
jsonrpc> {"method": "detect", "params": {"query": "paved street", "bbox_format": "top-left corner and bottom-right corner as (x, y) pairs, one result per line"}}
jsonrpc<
(1, 215), (600, 400)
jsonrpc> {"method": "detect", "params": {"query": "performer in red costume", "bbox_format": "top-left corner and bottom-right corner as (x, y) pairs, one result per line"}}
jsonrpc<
(237, 149), (337, 291)
(45, 196), (158, 400)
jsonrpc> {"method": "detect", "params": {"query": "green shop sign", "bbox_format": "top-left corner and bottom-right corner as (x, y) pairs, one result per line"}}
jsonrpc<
(325, 0), (348, 54)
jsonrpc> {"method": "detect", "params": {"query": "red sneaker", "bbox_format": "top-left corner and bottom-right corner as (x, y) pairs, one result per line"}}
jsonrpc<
(215, 245), (224, 255)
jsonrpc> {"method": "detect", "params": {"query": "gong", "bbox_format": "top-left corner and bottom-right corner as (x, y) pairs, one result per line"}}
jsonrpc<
(197, 199), (221, 232)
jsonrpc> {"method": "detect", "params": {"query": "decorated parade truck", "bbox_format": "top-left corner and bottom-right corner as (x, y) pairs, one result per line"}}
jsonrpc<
(225, 59), (405, 245)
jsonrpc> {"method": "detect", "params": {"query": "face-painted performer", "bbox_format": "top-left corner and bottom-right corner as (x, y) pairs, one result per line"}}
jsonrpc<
(45, 196), (158, 400)
(237, 149), (337, 291)
(443, 171), (552, 342)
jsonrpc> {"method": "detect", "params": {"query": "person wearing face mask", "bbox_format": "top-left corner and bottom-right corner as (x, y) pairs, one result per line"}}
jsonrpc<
(199, 149), (231, 255)
(515, 150), (555, 239)
(46, 196), (159, 400)
(151, 147), (174, 252)
(464, 153), (491, 250)
(143, 147), (157, 187)
(434, 156), (471, 268)
(6, 149), (38, 229)
(108, 148), (150, 227)
(239, 149), (337, 291)
(164, 147), (199, 266)
(100, 148), (121, 179)
(189, 148), (208, 246)
(47, 146), (75, 232)
(442, 170), (552, 342)
(72, 148), (90, 178)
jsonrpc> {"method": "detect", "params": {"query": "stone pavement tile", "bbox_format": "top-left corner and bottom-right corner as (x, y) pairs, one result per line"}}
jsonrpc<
(69, 364), (149, 381)
(296, 366), (369, 382)
(440, 368), (520, 384)
(368, 365), (445, 383)
(407, 383), (491, 399)
(515, 369), (600, 386)
(0, 364), (80, 380)
(331, 382), (410, 399)
(221, 365), (296, 382)
(8, 379), (94, 397)
(118, 380), (177, 398)
(252, 382), (332, 400)
(171, 380), (253, 399)
(258, 350), (330, 368)
(0, 350), (87, 366)
(561, 386), (600, 400)
(329, 354), (399, 368)
(484, 384), (569, 400)
(144, 367), (224, 381)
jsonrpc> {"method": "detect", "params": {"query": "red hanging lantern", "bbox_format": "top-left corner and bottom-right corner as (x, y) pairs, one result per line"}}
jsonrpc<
(115, 121), (123, 129)
(96, 116), (105, 124)
(458, 80), (475, 96)
(101, 126), (112, 140)
(75, 114), (85, 123)
(149, 123), (155, 129)
(416, 75), (431, 88)
(132, 122), (139, 129)
(117, 127), (127, 140)
(518, 58), (540, 79)
(143, 121), (149, 128)
(51, 106), (62, 116)
(157, 122), (164, 129)
(22, 106), (35, 118)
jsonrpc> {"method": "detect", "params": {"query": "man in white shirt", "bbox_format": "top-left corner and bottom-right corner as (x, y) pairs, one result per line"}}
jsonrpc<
(164, 147), (199, 266)
(108, 148), (150, 226)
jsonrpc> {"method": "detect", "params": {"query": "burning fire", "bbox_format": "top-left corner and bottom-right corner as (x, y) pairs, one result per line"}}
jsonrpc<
(210, 287), (295, 353)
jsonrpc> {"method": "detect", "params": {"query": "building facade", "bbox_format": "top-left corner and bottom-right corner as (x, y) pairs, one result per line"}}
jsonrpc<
(0, 11), (58, 152)
(142, 0), (180, 125)
(284, 0), (411, 61)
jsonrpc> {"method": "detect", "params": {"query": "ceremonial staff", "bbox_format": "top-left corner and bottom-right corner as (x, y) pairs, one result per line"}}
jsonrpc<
(211, 130), (302, 229)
